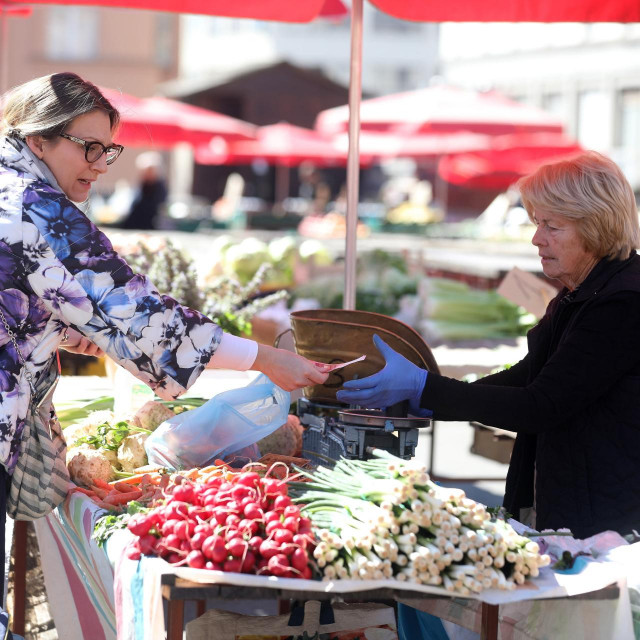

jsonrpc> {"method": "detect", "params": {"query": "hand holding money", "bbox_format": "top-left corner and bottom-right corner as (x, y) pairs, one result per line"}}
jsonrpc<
(313, 355), (366, 372)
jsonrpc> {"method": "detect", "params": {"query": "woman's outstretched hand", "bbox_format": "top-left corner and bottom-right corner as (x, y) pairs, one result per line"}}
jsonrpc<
(336, 334), (428, 411)
(60, 327), (105, 358)
(253, 344), (330, 391)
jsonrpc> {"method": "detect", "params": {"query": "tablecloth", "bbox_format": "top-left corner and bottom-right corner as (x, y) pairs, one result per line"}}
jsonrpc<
(32, 490), (640, 640)
(33, 492), (116, 640)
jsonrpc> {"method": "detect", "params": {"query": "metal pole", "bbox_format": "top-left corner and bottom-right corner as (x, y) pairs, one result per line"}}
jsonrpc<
(343, 0), (363, 310)
(0, 9), (8, 96)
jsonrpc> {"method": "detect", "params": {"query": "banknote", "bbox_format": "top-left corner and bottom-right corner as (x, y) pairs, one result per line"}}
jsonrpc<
(313, 355), (366, 371)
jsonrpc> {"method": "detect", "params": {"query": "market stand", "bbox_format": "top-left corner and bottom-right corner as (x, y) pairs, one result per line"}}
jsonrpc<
(23, 488), (637, 640)
(9, 363), (639, 639)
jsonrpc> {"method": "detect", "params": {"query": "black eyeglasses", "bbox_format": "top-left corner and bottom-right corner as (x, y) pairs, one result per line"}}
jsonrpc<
(59, 133), (124, 165)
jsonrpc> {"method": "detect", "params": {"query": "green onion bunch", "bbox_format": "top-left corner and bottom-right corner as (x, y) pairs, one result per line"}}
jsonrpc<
(291, 449), (550, 594)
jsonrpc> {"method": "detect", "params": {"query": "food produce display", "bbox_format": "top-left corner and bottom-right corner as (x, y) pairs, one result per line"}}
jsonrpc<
(206, 235), (333, 288)
(420, 277), (536, 341)
(292, 450), (550, 594)
(292, 249), (418, 316)
(109, 235), (290, 337)
(87, 447), (550, 595)
(64, 400), (178, 486)
(255, 414), (303, 458)
(101, 464), (316, 579)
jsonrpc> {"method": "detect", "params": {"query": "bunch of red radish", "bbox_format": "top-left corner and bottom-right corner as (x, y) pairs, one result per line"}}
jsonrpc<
(125, 470), (315, 579)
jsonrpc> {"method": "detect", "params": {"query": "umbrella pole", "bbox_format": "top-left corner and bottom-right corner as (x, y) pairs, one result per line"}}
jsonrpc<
(343, 0), (363, 310)
(0, 9), (7, 95)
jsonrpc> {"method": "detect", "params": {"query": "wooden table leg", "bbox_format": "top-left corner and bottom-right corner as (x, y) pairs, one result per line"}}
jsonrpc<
(166, 599), (184, 640)
(196, 599), (206, 617)
(480, 602), (499, 640)
(11, 521), (28, 636)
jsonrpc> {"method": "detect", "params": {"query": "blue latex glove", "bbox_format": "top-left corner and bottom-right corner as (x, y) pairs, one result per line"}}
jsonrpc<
(336, 334), (429, 413)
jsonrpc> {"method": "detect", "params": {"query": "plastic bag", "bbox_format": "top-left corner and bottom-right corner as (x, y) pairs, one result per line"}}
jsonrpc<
(144, 374), (290, 470)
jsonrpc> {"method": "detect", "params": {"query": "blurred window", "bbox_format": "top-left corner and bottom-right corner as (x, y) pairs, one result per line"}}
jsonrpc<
(154, 14), (174, 68)
(46, 7), (99, 61)
(372, 9), (420, 32)
(542, 93), (567, 123)
(619, 89), (640, 151)
(577, 90), (612, 151)
(396, 67), (411, 91)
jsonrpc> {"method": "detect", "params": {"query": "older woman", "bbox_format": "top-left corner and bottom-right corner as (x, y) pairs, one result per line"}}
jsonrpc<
(339, 151), (640, 539)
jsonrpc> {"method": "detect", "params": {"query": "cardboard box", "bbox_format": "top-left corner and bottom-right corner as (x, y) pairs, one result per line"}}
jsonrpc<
(470, 421), (515, 465)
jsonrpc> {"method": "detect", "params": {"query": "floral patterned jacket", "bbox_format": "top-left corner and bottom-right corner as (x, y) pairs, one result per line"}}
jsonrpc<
(0, 136), (222, 473)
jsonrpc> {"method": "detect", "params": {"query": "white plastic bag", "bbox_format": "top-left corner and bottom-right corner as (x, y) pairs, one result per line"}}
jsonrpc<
(144, 374), (290, 469)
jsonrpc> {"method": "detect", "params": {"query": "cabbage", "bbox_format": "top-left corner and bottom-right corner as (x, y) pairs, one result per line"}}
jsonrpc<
(223, 238), (270, 284)
(268, 236), (297, 263)
(298, 239), (332, 266)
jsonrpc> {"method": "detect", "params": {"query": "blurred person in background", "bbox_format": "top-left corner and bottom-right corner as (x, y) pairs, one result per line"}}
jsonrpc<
(120, 151), (167, 230)
(0, 73), (329, 630)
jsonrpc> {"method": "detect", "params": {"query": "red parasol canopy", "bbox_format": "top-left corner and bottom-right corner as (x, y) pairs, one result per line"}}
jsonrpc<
(336, 130), (493, 161)
(0, 0), (30, 16)
(14, 0), (346, 22)
(196, 122), (365, 167)
(368, 0), (640, 22)
(100, 88), (256, 149)
(316, 85), (565, 137)
(437, 133), (583, 190)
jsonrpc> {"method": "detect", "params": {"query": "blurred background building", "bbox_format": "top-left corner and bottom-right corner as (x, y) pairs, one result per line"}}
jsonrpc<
(179, 5), (439, 96)
(439, 22), (640, 189)
(3, 4), (640, 209)
(2, 5), (179, 191)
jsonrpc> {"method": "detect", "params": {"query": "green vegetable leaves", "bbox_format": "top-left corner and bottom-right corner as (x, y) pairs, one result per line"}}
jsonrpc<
(75, 421), (151, 451)
(92, 501), (150, 548)
(57, 396), (114, 429)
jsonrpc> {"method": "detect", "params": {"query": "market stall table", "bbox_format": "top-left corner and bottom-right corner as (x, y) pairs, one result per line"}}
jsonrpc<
(14, 374), (639, 640)
(28, 489), (638, 640)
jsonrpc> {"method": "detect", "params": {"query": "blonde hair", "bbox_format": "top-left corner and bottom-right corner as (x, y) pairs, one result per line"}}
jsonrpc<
(518, 151), (640, 260)
(1, 72), (119, 140)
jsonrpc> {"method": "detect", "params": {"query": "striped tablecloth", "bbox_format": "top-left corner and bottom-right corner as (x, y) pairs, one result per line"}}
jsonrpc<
(33, 492), (117, 640)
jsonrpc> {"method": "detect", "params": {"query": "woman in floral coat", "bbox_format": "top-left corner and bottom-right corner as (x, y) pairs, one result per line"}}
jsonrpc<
(0, 71), (328, 612)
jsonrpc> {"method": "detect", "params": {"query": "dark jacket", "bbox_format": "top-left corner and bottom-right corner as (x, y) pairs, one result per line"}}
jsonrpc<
(122, 179), (167, 230)
(421, 252), (640, 538)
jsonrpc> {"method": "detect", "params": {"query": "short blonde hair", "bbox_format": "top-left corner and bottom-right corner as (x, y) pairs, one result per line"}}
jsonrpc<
(518, 151), (640, 260)
(1, 72), (119, 140)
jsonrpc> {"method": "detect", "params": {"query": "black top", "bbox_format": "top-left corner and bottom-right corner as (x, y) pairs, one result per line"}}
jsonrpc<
(420, 251), (640, 538)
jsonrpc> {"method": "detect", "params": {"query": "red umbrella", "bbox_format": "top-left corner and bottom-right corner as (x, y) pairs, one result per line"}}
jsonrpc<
(100, 88), (256, 149)
(334, 130), (493, 161)
(0, 0), (30, 15)
(369, 0), (640, 22)
(17, 0), (346, 21)
(139, 96), (255, 146)
(196, 122), (360, 167)
(196, 122), (365, 204)
(438, 133), (583, 190)
(316, 85), (565, 137)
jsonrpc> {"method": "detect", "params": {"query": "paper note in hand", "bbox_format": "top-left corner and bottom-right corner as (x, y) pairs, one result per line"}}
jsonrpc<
(313, 355), (366, 372)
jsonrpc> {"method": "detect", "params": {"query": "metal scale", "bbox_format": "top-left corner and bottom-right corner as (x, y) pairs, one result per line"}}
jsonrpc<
(297, 396), (432, 466)
(288, 309), (440, 467)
